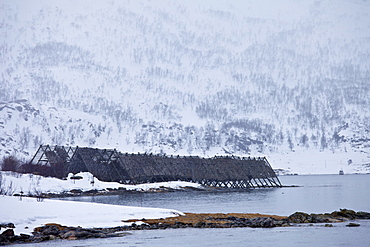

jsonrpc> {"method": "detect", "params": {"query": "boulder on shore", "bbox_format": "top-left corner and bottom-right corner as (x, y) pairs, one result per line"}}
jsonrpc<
(288, 209), (370, 224)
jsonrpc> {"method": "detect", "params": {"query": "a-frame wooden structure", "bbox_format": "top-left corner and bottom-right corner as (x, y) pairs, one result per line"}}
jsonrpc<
(29, 145), (282, 188)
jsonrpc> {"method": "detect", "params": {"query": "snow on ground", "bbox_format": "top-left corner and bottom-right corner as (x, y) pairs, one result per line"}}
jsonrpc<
(0, 171), (202, 196)
(0, 196), (183, 235)
(268, 148), (369, 175)
(0, 172), (193, 235)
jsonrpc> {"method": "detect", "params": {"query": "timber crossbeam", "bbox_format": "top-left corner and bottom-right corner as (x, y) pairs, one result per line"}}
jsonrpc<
(29, 145), (282, 189)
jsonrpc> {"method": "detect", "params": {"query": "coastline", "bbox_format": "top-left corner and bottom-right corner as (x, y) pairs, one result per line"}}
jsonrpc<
(2, 173), (370, 245)
(2, 206), (369, 245)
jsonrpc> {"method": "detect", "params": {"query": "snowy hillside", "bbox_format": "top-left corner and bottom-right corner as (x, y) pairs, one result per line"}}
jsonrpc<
(1, 0), (370, 174)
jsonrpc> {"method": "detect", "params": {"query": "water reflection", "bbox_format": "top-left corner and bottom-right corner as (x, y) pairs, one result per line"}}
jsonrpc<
(59, 175), (370, 216)
(41, 175), (370, 247)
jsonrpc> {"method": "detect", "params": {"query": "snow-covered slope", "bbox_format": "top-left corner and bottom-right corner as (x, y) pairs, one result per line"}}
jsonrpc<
(1, 0), (369, 174)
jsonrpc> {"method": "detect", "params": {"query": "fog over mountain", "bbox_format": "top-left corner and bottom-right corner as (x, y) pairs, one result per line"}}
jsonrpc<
(1, 0), (369, 174)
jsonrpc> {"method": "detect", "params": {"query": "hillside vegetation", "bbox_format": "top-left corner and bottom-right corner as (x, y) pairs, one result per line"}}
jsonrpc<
(1, 0), (369, 174)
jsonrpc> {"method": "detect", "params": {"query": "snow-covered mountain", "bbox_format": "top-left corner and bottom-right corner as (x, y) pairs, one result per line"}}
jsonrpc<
(1, 0), (369, 174)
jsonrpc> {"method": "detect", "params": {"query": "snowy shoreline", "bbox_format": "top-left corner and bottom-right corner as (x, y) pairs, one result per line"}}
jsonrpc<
(0, 171), (199, 243)
(0, 196), (183, 236)
(0, 171), (204, 198)
(2, 195), (370, 245)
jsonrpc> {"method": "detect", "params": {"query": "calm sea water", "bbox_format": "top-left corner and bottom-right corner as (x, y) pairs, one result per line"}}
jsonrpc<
(18, 174), (370, 246)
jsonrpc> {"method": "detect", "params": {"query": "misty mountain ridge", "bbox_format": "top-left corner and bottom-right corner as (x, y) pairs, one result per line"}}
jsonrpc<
(1, 0), (369, 174)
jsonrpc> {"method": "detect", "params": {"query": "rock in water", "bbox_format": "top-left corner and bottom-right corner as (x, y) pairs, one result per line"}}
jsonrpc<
(1, 229), (14, 237)
(346, 223), (360, 227)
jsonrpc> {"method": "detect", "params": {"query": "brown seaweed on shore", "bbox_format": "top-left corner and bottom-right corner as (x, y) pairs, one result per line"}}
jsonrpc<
(1, 209), (369, 245)
(123, 209), (370, 229)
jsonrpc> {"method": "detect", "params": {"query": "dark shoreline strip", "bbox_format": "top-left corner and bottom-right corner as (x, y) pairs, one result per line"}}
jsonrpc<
(1, 209), (370, 245)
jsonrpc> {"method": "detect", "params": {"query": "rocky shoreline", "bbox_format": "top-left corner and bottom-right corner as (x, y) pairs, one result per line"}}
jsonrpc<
(22, 186), (208, 199)
(124, 209), (370, 229)
(21, 184), (299, 199)
(1, 209), (369, 245)
(0, 223), (131, 245)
